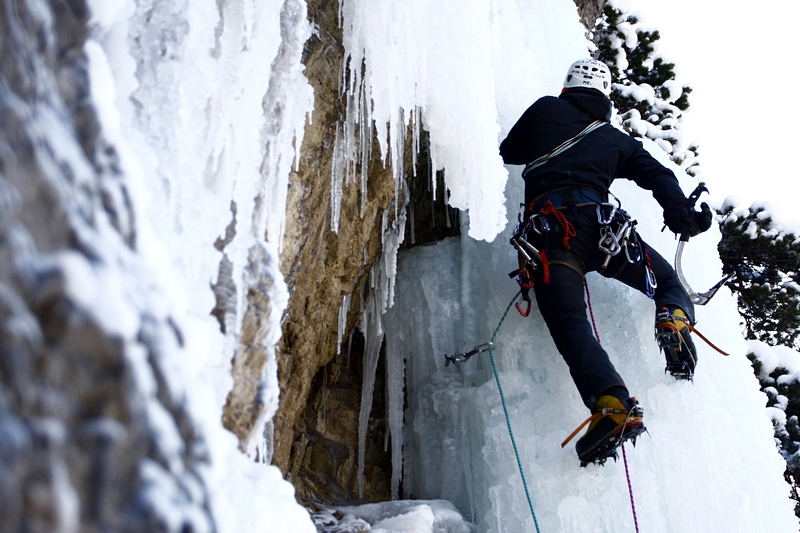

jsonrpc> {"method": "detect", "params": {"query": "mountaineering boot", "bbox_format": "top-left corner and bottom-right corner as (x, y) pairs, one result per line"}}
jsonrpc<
(575, 395), (646, 467)
(655, 306), (698, 380)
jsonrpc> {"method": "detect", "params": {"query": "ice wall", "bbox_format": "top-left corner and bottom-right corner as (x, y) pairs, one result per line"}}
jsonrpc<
(388, 176), (799, 532)
(378, 1), (799, 532)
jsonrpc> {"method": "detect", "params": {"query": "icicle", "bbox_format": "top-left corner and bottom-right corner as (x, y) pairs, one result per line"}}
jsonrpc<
(359, 74), (372, 217)
(430, 149), (438, 202)
(444, 185), (452, 229)
(411, 106), (420, 177)
(346, 330), (353, 370)
(357, 280), (384, 499)
(262, 420), (274, 465)
(337, 293), (352, 355)
(343, 77), (359, 187)
(374, 204), (406, 313)
(392, 112), (405, 223)
(355, 201), (408, 497)
(330, 123), (344, 233)
(430, 192), (436, 230)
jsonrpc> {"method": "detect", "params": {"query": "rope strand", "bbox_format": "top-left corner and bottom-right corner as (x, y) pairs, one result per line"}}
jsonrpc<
(488, 291), (541, 533)
(584, 279), (641, 533)
(621, 443), (640, 533)
(584, 278), (601, 342)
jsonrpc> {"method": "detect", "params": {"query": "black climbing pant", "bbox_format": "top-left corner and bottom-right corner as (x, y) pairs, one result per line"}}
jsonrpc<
(529, 203), (693, 409)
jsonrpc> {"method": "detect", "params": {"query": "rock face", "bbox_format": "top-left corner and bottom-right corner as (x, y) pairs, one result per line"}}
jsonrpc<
(574, 0), (605, 29)
(272, 0), (398, 503)
(270, 0), (464, 505)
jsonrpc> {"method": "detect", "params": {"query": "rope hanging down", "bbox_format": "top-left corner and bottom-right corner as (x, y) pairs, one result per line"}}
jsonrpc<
(487, 291), (542, 533)
(584, 278), (641, 533)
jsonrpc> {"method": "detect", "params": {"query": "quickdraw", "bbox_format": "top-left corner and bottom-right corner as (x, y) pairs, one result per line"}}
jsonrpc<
(444, 342), (493, 367)
(442, 294), (543, 532)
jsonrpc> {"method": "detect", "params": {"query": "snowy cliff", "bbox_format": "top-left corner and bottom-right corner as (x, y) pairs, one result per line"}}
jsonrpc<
(1, 0), (798, 532)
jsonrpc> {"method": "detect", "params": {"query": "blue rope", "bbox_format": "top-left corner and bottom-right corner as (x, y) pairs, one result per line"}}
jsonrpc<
(487, 290), (541, 533)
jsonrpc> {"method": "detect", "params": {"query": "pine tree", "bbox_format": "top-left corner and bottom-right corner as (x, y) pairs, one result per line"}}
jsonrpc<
(716, 204), (800, 349)
(720, 201), (800, 518)
(747, 351), (800, 516)
(592, 4), (699, 173)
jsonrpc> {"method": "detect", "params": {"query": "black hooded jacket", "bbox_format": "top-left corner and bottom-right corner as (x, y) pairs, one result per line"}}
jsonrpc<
(499, 87), (686, 208)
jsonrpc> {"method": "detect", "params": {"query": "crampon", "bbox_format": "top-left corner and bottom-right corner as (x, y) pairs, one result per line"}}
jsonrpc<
(577, 414), (647, 467)
(563, 396), (647, 467)
(655, 307), (697, 381)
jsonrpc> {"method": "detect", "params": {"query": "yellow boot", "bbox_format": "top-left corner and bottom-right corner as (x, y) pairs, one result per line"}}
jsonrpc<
(572, 395), (645, 467)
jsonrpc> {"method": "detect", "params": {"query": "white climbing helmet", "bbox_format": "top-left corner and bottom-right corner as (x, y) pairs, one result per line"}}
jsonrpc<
(563, 58), (612, 95)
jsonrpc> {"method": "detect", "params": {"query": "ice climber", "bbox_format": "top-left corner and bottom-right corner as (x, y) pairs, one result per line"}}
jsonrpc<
(499, 58), (713, 465)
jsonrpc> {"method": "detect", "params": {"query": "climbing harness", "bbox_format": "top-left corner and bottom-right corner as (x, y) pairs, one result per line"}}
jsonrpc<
(672, 183), (734, 305)
(510, 193), (657, 317)
(444, 292), (541, 533)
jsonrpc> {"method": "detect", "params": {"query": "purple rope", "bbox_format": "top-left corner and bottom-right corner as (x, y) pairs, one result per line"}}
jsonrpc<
(583, 278), (602, 343)
(621, 443), (640, 532)
(584, 278), (641, 533)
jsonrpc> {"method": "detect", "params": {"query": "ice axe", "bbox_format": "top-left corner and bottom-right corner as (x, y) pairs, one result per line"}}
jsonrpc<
(673, 183), (733, 305)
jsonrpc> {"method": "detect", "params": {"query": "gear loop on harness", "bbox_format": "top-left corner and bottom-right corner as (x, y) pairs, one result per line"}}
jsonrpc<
(510, 203), (559, 316)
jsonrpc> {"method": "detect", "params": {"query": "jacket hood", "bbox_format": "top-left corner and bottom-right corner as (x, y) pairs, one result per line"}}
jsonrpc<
(559, 87), (612, 122)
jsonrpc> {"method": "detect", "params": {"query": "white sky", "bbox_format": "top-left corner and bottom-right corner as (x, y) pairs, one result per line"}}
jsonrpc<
(629, 0), (800, 221)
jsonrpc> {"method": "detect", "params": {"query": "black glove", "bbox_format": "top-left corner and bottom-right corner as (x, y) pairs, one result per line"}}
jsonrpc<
(664, 198), (713, 238)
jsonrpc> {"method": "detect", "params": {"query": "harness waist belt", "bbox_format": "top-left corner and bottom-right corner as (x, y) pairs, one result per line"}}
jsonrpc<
(529, 187), (608, 212)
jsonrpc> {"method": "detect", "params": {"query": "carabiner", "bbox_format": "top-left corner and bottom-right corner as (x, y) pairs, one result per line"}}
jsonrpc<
(516, 297), (532, 317)
(512, 268), (534, 290)
(625, 239), (642, 264)
(645, 263), (657, 298)
(528, 213), (550, 234)
(596, 203), (617, 225)
(598, 226), (621, 255)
